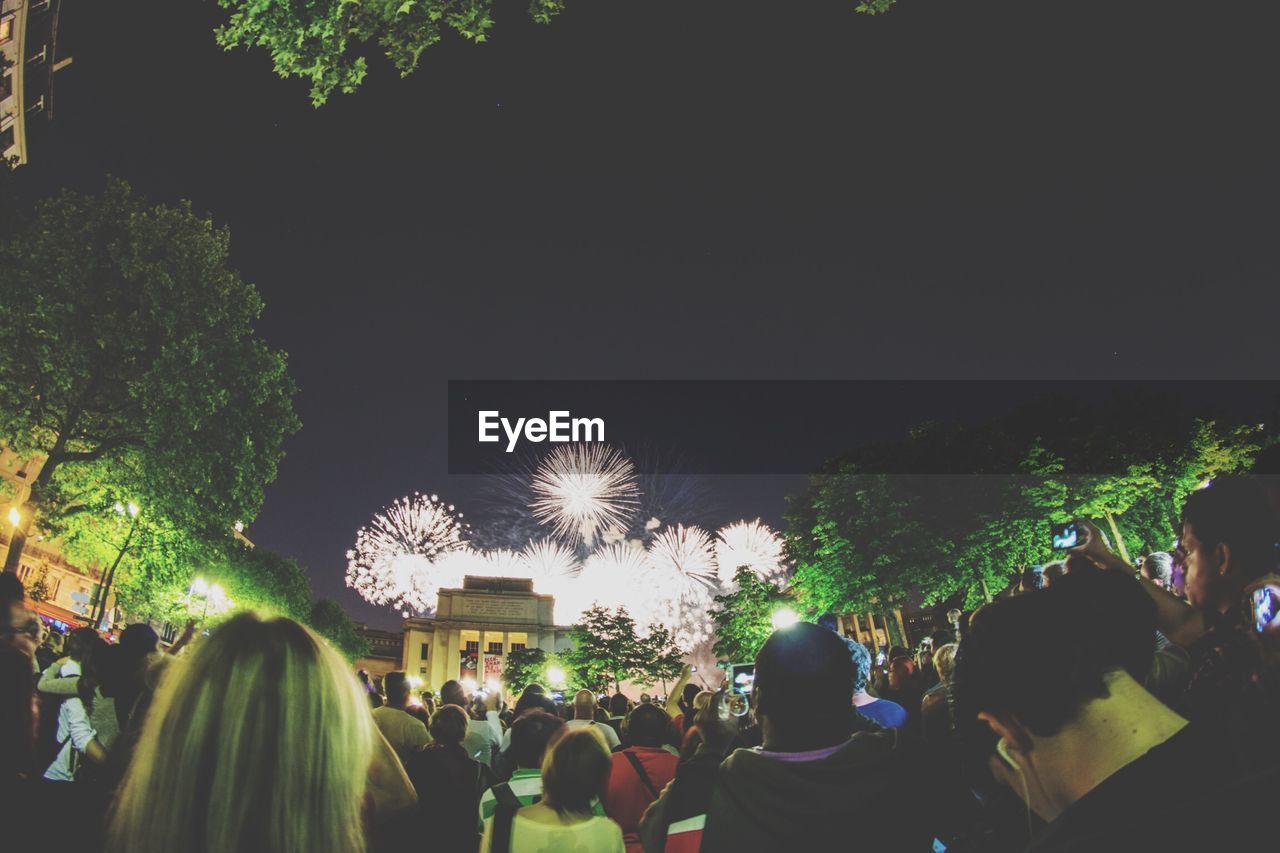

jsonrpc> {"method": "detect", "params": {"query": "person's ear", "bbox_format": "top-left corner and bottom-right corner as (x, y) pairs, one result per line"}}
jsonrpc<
(977, 711), (1032, 757)
(1215, 542), (1232, 578)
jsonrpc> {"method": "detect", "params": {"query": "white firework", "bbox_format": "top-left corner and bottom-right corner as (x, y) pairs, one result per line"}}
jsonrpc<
(521, 539), (581, 598)
(647, 525), (719, 648)
(713, 520), (786, 585)
(559, 542), (653, 625)
(345, 493), (468, 614)
(530, 444), (641, 547)
(480, 549), (527, 577)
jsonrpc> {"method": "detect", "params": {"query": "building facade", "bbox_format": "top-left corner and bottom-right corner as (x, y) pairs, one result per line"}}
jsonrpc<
(1, 0), (69, 167)
(1, 447), (106, 630)
(402, 576), (573, 691)
(354, 624), (404, 681)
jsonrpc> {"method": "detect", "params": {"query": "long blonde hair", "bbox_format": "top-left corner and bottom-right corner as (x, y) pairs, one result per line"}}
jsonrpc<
(106, 612), (376, 853)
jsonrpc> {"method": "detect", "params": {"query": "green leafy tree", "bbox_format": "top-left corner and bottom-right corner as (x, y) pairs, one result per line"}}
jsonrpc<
(561, 604), (683, 693)
(309, 598), (370, 662)
(211, 546), (315, 623)
(216, 0), (568, 106)
(709, 567), (791, 665)
(0, 178), (300, 577)
(634, 622), (685, 689)
(503, 646), (560, 695)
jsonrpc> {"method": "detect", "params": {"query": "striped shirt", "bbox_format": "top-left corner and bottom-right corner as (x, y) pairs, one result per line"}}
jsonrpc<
(478, 768), (606, 826)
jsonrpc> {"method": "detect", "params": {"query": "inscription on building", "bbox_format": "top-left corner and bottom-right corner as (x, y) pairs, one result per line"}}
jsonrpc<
(457, 596), (537, 622)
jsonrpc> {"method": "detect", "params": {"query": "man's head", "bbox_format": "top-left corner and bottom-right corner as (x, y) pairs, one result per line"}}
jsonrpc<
(66, 627), (99, 662)
(0, 572), (28, 641)
(956, 571), (1161, 818)
(1140, 552), (1174, 589)
(888, 646), (916, 682)
(119, 623), (159, 660)
(844, 637), (872, 695)
(572, 688), (597, 720)
(624, 702), (671, 747)
(1179, 478), (1277, 611)
(640, 693), (651, 704)
(440, 679), (468, 709)
(384, 671), (410, 708)
(609, 693), (629, 717)
(429, 704), (469, 746)
(1041, 561), (1066, 589)
(508, 709), (566, 769)
(933, 643), (959, 685)
(678, 683), (700, 714)
(754, 622), (855, 751)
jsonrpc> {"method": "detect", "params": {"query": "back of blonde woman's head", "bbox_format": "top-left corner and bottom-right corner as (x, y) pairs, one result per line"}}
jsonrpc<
(107, 611), (376, 853)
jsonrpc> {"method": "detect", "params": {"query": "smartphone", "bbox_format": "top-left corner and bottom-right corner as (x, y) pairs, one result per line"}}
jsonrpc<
(1051, 521), (1079, 550)
(691, 666), (698, 673)
(1251, 586), (1277, 633)
(729, 663), (755, 694)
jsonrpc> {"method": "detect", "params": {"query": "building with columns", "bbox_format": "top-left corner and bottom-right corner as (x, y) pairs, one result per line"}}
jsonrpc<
(401, 576), (573, 691)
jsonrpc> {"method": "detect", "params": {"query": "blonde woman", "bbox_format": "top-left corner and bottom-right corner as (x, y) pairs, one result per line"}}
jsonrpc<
(480, 727), (624, 852)
(106, 611), (415, 853)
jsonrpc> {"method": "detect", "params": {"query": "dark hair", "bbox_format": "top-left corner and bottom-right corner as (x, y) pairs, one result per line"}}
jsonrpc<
(0, 572), (24, 614)
(624, 703), (670, 747)
(541, 728), (612, 815)
(844, 637), (871, 693)
(509, 709), (565, 769)
(65, 627), (99, 662)
(609, 693), (629, 717)
(77, 638), (116, 711)
(384, 671), (410, 706)
(954, 570), (1156, 737)
(678, 683), (700, 713)
(754, 623), (854, 730)
(440, 679), (467, 708)
(514, 690), (557, 718)
(118, 623), (159, 659)
(429, 704), (469, 745)
(1181, 477), (1277, 581)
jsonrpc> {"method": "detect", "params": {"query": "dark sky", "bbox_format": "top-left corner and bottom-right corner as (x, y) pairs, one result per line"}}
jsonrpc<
(13, 1), (1279, 628)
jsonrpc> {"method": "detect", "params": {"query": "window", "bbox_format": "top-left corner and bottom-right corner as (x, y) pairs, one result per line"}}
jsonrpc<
(420, 643), (429, 660)
(510, 642), (526, 652)
(0, 16), (14, 46)
(0, 74), (11, 102)
(419, 666), (427, 675)
(0, 127), (12, 152)
(465, 641), (480, 653)
(487, 642), (503, 655)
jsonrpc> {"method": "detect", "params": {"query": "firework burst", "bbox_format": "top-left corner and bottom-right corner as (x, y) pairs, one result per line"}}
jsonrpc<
(530, 444), (641, 547)
(646, 525), (719, 648)
(713, 520), (786, 585)
(345, 493), (469, 614)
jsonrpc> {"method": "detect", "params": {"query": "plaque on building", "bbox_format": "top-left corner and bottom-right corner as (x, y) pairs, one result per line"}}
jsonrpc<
(457, 595), (537, 622)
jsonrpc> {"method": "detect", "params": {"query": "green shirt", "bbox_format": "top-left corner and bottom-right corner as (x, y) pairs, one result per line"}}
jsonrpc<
(478, 768), (606, 829)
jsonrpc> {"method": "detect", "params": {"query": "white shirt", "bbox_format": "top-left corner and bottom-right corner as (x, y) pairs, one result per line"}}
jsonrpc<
(43, 694), (95, 782)
(464, 712), (503, 766)
(565, 719), (621, 751)
(480, 813), (624, 853)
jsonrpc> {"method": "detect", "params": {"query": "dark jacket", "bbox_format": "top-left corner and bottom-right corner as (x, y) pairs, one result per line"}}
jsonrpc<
(702, 730), (932, 852)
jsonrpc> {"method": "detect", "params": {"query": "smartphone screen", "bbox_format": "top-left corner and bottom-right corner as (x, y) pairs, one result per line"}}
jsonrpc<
(1051, 521), (1079, 550)
(1253, 586), (1276, 633)
(729, 663), (755, 693)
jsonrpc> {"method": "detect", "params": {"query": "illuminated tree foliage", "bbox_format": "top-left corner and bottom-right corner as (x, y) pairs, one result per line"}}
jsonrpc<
(309, 597), (371, 662)
(562, 604), (684, 693)
(0, 178), (300, 580)
(786, 394), (1267, 613)
(214, 0), (899, 106)
(709, 566), (791, 665)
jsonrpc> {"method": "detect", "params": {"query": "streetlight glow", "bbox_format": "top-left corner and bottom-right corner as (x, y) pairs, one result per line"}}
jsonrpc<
(127, 502), (140, 517)
(7, 507), (20, 527)
(547, 666), (566, 687)
(191, 577), (210, 596)
(771, 606), (799, 630)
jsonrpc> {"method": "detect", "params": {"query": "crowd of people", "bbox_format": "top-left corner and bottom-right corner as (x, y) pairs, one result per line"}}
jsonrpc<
(2, 473), (1278, 850)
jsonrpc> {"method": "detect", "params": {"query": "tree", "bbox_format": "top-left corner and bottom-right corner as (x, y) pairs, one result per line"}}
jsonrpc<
(503, 646), (559, 695)
(0, 178), (300, 576)
(215, 1), (899, 106)
(309, 598), (369, 662)
(216, 0), (569, 106)
(561, 604), (684, 694)
(709, 567), (791, 665)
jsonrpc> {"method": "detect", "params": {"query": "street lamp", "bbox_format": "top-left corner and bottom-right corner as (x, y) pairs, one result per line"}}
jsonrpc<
(771, 607), (799, 630)
(7, 507), (20, 527)
(547, 666), (566, 688)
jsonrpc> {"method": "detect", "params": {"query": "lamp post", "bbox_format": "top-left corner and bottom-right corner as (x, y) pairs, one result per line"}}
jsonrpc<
(89, 501), (140, 630)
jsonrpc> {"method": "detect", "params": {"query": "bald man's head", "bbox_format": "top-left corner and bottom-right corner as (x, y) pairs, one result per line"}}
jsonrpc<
(573, 688), (597, 719)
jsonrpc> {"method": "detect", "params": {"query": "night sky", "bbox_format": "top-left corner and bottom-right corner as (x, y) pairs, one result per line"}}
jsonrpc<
(12, 1), (1279, 628)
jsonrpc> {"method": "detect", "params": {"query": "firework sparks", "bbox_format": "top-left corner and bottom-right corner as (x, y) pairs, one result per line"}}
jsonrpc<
(345, 493), (469, 614)
(713, 519), (786, 585)
(530, 444), (640, 547)
(646, 525), (719, 648)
